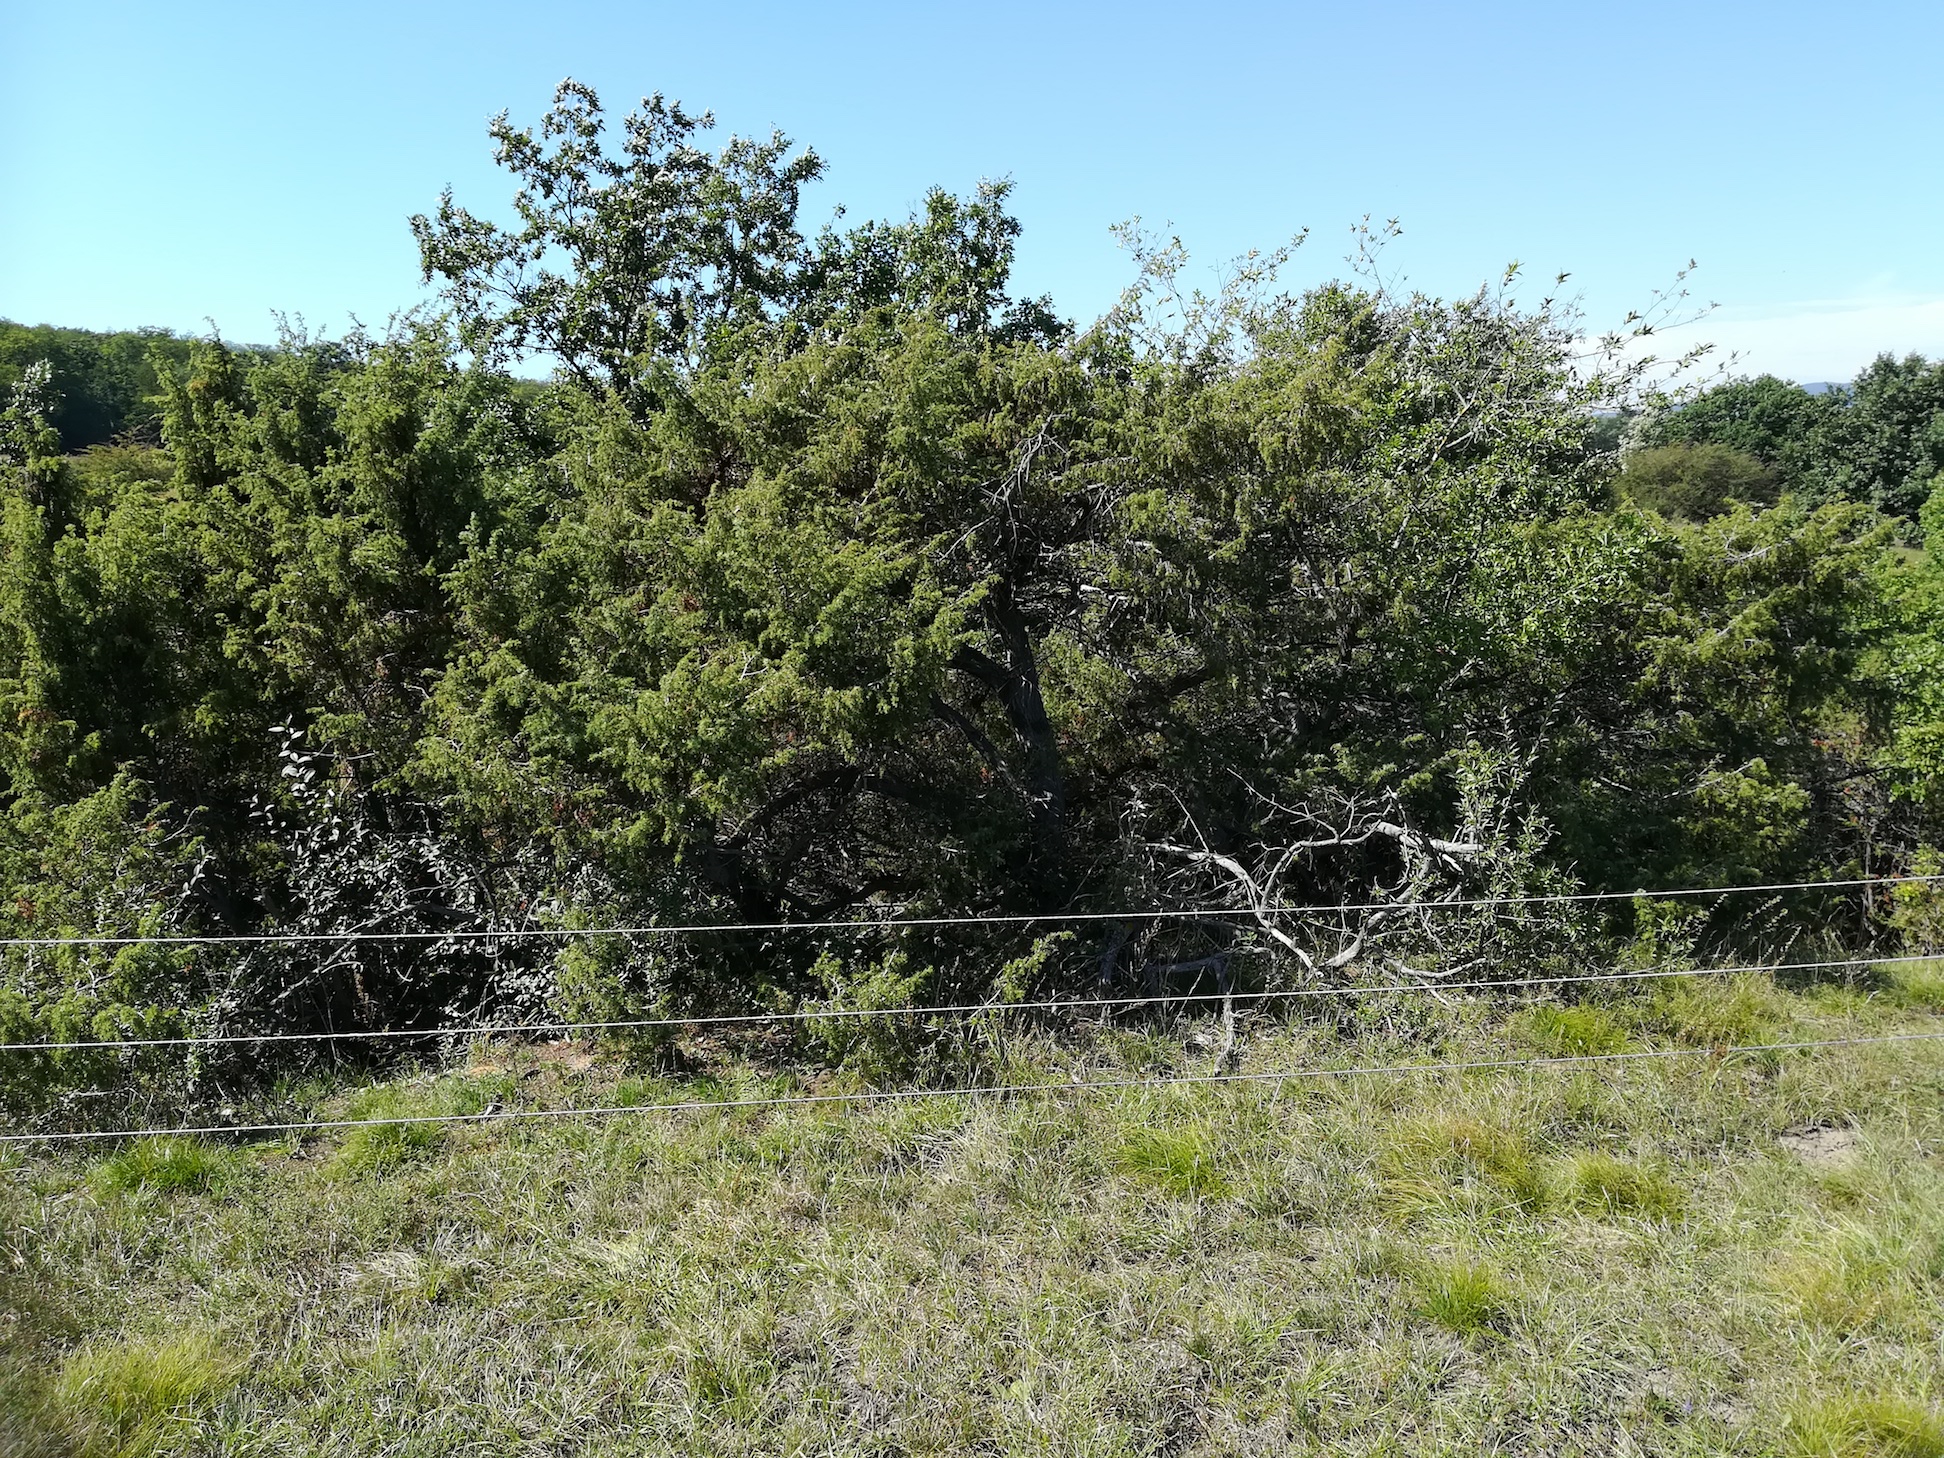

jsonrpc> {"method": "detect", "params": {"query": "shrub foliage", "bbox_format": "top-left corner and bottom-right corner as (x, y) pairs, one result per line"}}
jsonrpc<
(6, 81), (1944, 1116)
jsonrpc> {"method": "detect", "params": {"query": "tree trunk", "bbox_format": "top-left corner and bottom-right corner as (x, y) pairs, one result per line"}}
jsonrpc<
(951, 588), (1068, 897)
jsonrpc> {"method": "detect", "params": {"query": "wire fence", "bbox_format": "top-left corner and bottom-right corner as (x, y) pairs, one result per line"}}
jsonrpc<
(5, 870), (1940, 1146)
(0, 871), (1933, 950)
(5, 1029), (1940, 1145)
(3, 950), (1932, 1054)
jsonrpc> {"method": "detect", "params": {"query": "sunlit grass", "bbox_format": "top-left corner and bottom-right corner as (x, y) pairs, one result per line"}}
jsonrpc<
(1788, 1395), (1944, 1458)
(1112, 1122), (1233, 1199)
(1637, 972), (1786, 1046)
(50, 1330), (235, 1457)
(91, 1137), (234, 1198)
(1881, 957), (1944, 1012)
(1554, 1150), (1684, 1218)
(1514, 1002), (1631, 1056)
(1381, 1110), (1548, 1217)
(1411, 1255), (1514, 1334)
(1767, 1223), (1919, 1336)
(1, 974), (1941, 1453)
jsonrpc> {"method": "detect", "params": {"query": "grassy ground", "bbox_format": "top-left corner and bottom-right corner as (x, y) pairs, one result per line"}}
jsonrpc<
(4, 964), (1944, 1456)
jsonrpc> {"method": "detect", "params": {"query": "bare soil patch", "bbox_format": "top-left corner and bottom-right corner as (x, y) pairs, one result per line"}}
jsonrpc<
(1777, 1124), (1860, 1168)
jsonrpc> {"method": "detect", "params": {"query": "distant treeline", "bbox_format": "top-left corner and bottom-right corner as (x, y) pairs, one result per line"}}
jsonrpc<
(1620, 358), (1944, 520)
(5, 81), (1944, 1123)
(0, 321), (210, 453)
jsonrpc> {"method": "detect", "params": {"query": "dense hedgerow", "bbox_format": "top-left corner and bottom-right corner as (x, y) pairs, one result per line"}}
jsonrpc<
(3, 81), (1944, 1117)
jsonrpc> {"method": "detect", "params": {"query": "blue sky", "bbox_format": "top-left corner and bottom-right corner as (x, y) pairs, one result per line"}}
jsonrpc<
(3, 0), (1939, 382)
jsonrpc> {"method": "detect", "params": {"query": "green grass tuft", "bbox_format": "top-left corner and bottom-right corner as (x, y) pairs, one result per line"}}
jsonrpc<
(1788, 1396), (1944, 1458)
(52, 1330), (234, 1457)
(1383, 1112), (1548, 1216)
(1767, 1225), (1911, 1335)
(1555, 1151), (1684, 1219)
(1515, 1003), (1632, 1057)
(1880, 958), (1944, 1012)
(325, 1077), (507, 1177)
(91, 1137), (231, 1197)
(1113, 1123), (1232, 1199)
(1638, 973), (1784, 1046)
(1411, 1256), (1513, 1334)
(330, 1113), (444, 1176)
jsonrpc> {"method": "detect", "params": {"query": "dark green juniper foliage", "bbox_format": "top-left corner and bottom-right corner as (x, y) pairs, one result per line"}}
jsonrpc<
(3, 79), (1944, 1117)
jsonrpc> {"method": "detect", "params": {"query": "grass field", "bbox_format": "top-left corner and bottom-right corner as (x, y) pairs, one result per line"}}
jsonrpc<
(5, 964), (1944, 1456)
